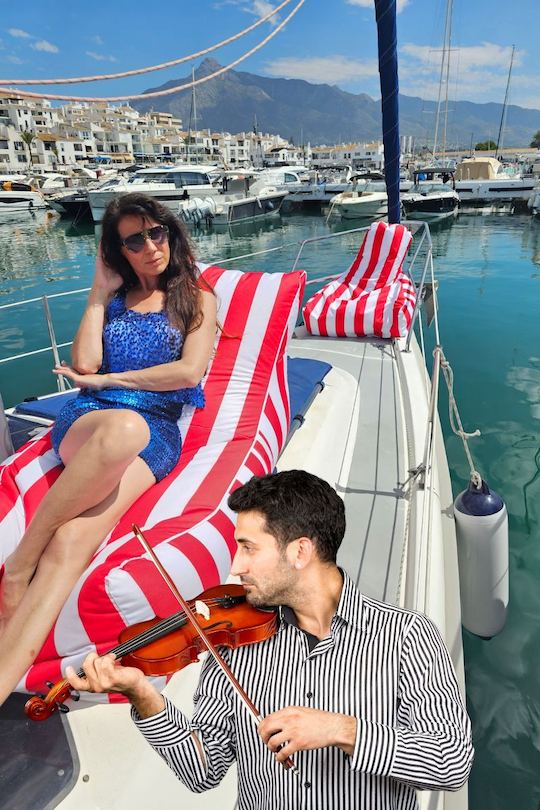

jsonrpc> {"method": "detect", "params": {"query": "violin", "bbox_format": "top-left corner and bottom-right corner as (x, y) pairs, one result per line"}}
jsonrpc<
(24, 584), (277, 722)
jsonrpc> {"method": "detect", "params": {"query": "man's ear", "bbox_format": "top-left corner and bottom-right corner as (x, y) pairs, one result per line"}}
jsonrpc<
(288, 536), (315, 570)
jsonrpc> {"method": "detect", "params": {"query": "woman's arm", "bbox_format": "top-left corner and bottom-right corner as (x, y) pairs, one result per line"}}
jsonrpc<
(57, 291), (217, 391)
(71, 246), (123, 374)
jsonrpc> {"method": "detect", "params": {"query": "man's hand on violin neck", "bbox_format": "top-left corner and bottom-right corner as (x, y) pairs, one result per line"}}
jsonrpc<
(65, 652), (165, 719)
(258, 706), (357, 762)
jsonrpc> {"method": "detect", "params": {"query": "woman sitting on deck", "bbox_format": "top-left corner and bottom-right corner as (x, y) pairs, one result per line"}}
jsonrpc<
(0, 193), (217, 704)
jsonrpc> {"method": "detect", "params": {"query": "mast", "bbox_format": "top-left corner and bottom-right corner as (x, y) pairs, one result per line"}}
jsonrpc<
(374, 0), (400, 224)
(187, 68), (194, 163)
(192, 67), (199, 165)
(441, 0), (454, 160)
(433, 0), (453, 161)
(495, 45), (515, 160)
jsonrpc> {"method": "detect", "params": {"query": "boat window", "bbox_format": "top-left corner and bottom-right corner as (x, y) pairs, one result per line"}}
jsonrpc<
(129, 172), (165, 184)
(170, 172), (211, 187)
(364, 181), (387, 192)
(284, 173), (298, 183)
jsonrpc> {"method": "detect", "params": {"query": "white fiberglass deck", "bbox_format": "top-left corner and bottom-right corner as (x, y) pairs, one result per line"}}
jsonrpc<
(280, 329), (409, 606)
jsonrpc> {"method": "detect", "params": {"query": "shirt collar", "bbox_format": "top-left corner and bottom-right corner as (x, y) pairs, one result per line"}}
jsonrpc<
(278, 569), (363, 632)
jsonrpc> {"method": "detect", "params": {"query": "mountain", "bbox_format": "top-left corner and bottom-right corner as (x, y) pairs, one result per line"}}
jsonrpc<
(133, 58), (540, 148)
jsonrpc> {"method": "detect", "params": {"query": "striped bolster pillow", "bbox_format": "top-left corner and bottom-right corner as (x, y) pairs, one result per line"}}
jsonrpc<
(0, 265), (305, 697)
(303, 221), (415, 338)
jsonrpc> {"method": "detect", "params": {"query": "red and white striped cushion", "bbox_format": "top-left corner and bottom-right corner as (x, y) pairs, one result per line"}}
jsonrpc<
(303, 221), (415, 338)
(0, 265), (305, 697)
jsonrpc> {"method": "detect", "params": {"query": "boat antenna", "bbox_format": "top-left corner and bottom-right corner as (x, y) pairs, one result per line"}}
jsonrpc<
(374, 0), (401, 224)
(495, 45), (515, 161)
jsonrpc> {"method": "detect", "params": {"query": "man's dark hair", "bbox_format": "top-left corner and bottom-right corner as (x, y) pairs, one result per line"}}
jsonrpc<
(227, 470), (345, 563)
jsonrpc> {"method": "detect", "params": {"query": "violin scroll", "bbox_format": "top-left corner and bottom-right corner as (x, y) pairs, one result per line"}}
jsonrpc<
(24, 678), (78, 721)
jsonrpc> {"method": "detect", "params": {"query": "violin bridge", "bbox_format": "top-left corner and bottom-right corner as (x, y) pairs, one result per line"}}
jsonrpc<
(194, 600), (211, 621)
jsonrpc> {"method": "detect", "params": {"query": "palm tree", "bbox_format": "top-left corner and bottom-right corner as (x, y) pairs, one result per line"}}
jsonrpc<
(19, 128), (36, 166)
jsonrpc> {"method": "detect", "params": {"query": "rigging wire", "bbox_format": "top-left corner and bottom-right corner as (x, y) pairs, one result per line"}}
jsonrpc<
(0, 0), (294, 87)
(0, 0), (305, 103)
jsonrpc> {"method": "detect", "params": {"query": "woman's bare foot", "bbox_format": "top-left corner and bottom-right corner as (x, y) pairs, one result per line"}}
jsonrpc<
(0, 562), (36, 625)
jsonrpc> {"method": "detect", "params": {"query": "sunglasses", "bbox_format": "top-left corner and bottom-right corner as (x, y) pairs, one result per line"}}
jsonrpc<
(121, 224), (169, 254)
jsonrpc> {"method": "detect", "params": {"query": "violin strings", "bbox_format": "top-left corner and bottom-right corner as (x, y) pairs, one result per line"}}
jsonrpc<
(100, 595), (245, 661)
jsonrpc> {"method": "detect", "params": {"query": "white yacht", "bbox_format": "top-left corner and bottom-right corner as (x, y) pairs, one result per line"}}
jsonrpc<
(87, 165), (218, 222)
(454, 157), (537, 205)
(327, 180), (388, 219)
(0, 176), (48, 216)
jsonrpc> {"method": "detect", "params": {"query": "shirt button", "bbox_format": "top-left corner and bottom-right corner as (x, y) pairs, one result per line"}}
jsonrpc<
(306, 691), (313, 699)
(304, 781), (311, 789)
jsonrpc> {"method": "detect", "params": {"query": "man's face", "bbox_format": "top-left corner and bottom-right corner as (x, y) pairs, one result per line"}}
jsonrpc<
(230, 510), (297, 607)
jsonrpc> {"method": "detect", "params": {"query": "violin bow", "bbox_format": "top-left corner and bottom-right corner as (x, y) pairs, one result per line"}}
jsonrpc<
(132, 524), (298, 776)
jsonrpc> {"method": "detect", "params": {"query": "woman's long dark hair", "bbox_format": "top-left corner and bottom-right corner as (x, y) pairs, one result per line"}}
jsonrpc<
(101, 193), (212, 335)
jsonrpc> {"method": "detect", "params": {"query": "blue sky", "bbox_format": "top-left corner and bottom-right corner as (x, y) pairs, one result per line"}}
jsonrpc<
(0, 0), (539, 111)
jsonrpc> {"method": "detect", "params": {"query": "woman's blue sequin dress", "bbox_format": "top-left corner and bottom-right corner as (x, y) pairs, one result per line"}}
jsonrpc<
(51, 293), (205, 481)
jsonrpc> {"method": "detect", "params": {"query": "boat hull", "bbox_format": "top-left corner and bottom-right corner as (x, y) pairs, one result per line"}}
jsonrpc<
(402, 195), (459, 221)
(455, 179), (536, 203)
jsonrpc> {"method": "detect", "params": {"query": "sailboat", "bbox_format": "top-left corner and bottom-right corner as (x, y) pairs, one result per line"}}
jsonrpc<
(0, 3), (508, 808)
(401, 0), (459, 221)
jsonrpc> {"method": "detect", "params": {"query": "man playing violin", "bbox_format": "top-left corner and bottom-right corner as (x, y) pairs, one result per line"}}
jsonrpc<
(67, 469), (473, 809)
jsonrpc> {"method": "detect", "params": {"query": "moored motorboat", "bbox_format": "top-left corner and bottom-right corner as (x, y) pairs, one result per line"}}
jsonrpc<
(48, 189), (92, 221)
(327, 180), (388, 219)
(0, 177), (48, 216)
(402, 182), (459, 220)
(87, 165), (219, 222)
(455, 157), (537, 207)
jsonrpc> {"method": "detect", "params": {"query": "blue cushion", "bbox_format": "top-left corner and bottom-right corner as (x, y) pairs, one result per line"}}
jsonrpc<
(287, 357), (331, 425)
(14, 390), (78, 419)
(13, 358), (332, 429)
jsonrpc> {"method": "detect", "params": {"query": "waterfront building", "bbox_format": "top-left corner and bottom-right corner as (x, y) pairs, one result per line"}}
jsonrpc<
(311, 141), (384, 170)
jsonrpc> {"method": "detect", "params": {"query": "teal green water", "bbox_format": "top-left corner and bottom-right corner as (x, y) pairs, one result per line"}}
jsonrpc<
(1, 211), (539, 809)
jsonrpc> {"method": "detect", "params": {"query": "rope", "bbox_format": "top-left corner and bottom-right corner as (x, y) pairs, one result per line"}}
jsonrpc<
(438, 347), (482, 488)
(0, 0), (294, 86)
(0, 0), (305, 103)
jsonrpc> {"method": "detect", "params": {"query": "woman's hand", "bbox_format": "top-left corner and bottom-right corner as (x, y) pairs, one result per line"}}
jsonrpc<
(53, 362), (109, 390)
(92, 242), (123, 295)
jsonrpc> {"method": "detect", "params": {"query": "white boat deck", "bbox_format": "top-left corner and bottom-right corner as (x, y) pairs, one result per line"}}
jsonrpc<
(282, 331), (408, 606)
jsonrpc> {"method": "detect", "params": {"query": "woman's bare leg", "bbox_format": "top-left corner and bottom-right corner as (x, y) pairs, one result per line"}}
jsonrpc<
(0, 456), (156, 705)
(0, 409), (151, 619)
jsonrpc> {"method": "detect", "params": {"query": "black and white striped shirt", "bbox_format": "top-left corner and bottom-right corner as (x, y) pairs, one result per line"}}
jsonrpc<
(133, 571), (473, 809)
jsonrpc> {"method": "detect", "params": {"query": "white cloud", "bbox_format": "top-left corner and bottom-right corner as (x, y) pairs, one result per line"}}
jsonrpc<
(32, 39), (59, 53)
(398, 41), (535, 106)
(214, 1), (281, 26)
(346, 0), (411, 13)
(264, 55), (379, 83)
(86, 51), (117, 63)
(402, 42), (524, 72)
(6, 55), (24, 64)
(8, 28), (31, 39)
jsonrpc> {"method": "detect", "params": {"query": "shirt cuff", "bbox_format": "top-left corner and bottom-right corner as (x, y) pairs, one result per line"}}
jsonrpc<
(350, 718), (398, 777)
(131, 696), (193, 748)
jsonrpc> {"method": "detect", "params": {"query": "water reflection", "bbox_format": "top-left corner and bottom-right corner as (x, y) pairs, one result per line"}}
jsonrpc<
(520, 217), (540, 269)
(0, 213), (96, 302)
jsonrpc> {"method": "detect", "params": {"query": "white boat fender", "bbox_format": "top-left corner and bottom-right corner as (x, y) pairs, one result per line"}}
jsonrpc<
(454, 478), (509, 639)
